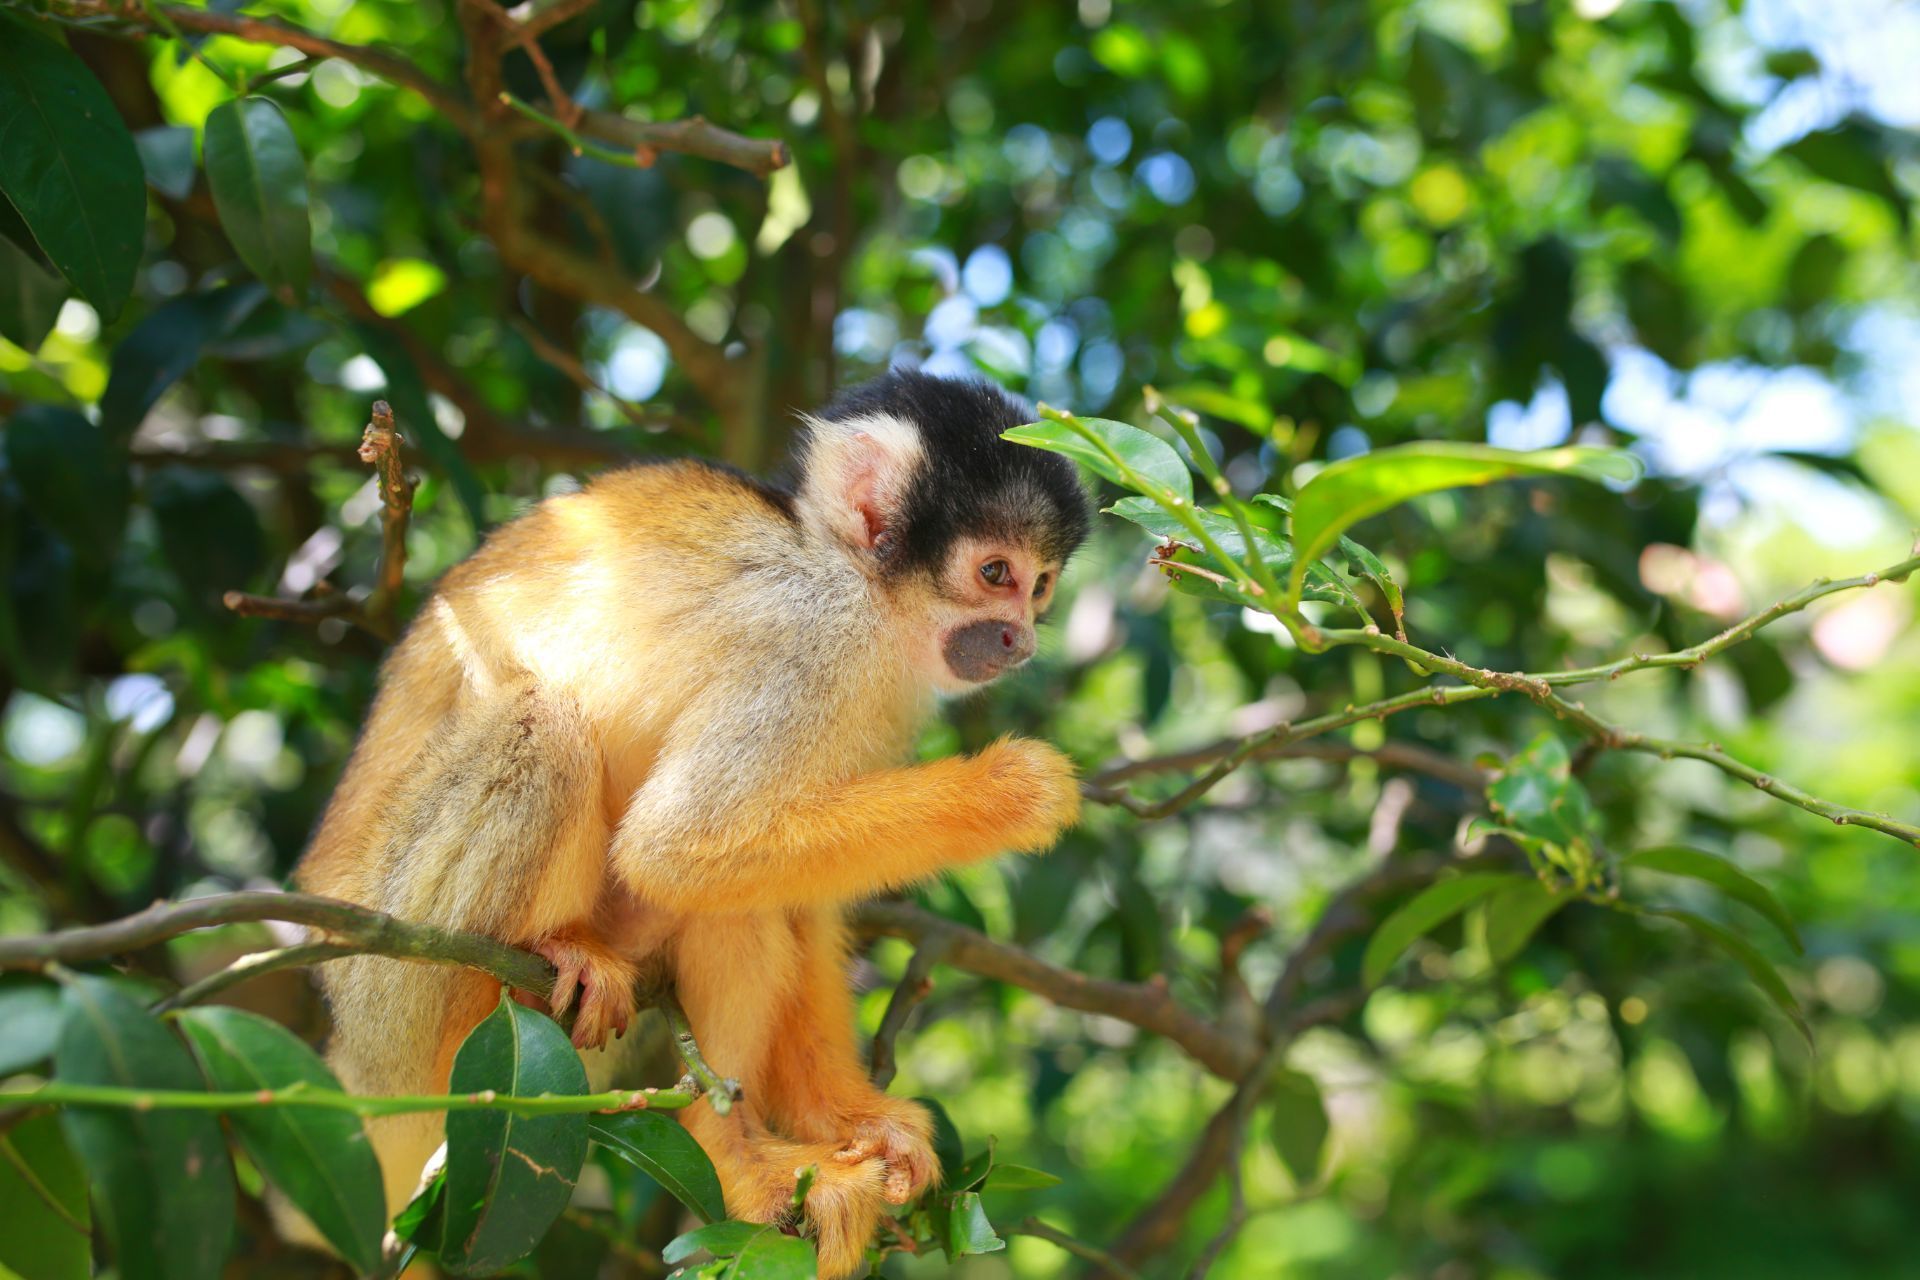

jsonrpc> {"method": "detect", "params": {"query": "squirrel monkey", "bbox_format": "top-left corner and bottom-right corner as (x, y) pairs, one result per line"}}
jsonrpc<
(296, 370), (1089, 1275)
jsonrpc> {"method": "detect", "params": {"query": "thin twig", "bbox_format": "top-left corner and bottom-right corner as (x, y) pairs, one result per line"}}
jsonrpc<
(508, 315), (704, 441)
(3, 1080), (694, 1116)
(868, 937), (949, 1089)
(224, 401), (414, 641)
(1009, 1218), (1143, 1280)
(854, 901), (1256, 1080)
(660, 988), (742, 1116)
(153, 940), (356, 1012)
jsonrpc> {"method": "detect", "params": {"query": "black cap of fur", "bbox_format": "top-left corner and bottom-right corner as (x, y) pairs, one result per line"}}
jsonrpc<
(808, 369), (1091, 579)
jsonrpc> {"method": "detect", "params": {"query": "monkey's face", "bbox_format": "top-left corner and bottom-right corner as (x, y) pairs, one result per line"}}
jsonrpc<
(909, 535), (1062, 693)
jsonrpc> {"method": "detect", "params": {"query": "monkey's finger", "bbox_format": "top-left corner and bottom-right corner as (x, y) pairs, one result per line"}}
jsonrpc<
(881, 1165), (916, 1205)
(548, 961), (582, 1017)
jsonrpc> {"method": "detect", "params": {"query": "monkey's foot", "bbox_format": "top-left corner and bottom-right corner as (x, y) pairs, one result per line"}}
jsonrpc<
(832, 1096), (939, 1205)
(531, 930), (638, 1051)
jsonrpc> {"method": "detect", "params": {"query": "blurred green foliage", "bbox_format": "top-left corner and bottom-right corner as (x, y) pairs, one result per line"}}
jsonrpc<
(3, 0), (1920, 1276)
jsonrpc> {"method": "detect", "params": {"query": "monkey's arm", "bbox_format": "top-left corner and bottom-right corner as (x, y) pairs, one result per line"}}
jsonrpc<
(610, 736), (1077, 914)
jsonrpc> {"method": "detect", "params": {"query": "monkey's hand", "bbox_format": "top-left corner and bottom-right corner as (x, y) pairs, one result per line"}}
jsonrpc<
(973, 737), (1082, 853)
(831, 1095), (940, 1206)
(530, 930), (639, 1051)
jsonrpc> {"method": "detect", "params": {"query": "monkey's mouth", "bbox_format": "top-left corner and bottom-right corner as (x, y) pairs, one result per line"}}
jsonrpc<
(941, 619), (1036, 682)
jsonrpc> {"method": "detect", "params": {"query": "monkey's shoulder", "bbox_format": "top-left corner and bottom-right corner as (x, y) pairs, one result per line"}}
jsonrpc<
(583, 458), (797, 534)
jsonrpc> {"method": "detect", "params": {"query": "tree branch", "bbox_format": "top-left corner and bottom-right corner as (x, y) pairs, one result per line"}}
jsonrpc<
(1010, 1218), (1142, 1280)
(868, 936), (949, 1089)
(660, 987), (742, 1116)
(4, 1079), (694, 1117)
(223, 401), (414, 641)
(853, 901), (1258, 1080)
(0, 890), (554, 996)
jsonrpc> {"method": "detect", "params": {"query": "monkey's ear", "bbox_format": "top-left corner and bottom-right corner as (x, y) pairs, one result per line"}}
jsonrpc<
(798, 414), (923, 555)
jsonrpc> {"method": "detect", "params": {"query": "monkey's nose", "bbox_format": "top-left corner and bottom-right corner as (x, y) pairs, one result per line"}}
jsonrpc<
(943, 619), (1036, 682)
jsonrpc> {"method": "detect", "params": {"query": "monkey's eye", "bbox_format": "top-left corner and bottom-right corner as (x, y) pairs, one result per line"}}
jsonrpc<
(980, 559), (1012, 587)
(1033, 572), (1052, 598)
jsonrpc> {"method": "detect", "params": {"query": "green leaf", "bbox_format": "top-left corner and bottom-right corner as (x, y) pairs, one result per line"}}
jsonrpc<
(1109, 496), (1353, 606)
(0, 14), (146, 320)
(1265, 1069), (1328, 1186)
(0, 1112), (91, 1280)
(132, 126), (198, 201)
(1781, 122), (1909, 227)
(949, 1139), (996, 1193)
(664, 1220), (763, 1264)
(945, 1190), (1005, 1256)
(1362, 873), (1525, 988)
(99, 284), (268, 439)
(0, 232), (66, 352)
(54, 973), (235, 1280)
(983, 1162), (1062, 1191)
(1154, 383), (1273, 431)
(723, 1227), (817, 1279)
(203, 97), (312, 299)
(1004, 416), (1193, 504)
(1483, 879), (1569, 963)
(588, 1108), (726, 1224)
(1253, 494), (1404, 628)
(0, 975), (64, 1075)
(5, 403), (129, 567)
(1652, 907), (1809, 1044)
(147, 468), (268, 611)
(391, 1166), (445, 1243)
(1626, 846), (1802, 955)
(438, 995), (590, 1276)
(174, 1007), (385, 1274)
(917, 1095), (966, 1188)
(1286, 442), (1641, 603)
(1486, 733), (1599, 847)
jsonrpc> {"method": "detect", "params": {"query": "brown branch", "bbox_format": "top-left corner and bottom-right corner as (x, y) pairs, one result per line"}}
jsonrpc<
(853, 901), (1257, 1080)
(471, 0), (580, 127)
(868, 936), (949, 1089)
(224, 402), (413, 641)
(52, 0), (474, 127)
(456, 1), (749, 440)
(508, 315), (706, 442)
(1009, 1219), (1143, 1280)
(576, 111), (790, 178)
(0, 890), (556, 997)
(1100, 857), (1442, 1270)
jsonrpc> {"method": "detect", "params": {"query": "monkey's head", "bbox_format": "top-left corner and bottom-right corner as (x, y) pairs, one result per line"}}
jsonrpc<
(793, 369), (1090, 694)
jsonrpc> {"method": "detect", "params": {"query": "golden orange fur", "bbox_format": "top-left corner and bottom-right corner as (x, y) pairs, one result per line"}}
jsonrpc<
(297, 449), (1079, 1277)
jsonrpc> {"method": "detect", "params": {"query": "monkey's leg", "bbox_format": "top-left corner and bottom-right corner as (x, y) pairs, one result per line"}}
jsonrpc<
(672, 913), (891, 1279)
(617, 737), (1079, 913)
(320, 681), (632, 1217)
(760, 908), (938, 1206)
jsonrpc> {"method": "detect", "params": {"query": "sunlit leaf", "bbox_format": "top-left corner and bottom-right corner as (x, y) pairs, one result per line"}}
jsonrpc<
(1363, 873), (1526, 988)
(174, 1006), (385, 1273)
(54, 974), (235, 1280)
(1004, 416), (1193, 504)
(1626, 846), (1802, 955)
(1285, 443), (1642, 604)
(204, 97), (313, 299)
(588, 1108), (726, 1224)
(438, 995), (589, 1275)
(0, 14), (145, 319)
